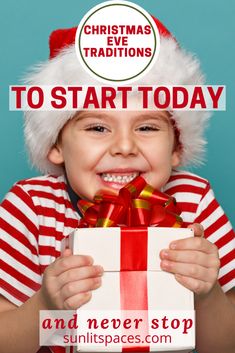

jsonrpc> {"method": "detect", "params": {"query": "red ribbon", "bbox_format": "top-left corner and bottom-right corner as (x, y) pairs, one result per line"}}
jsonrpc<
(120, 227), (149, 352)
(77, 176), (182, 228)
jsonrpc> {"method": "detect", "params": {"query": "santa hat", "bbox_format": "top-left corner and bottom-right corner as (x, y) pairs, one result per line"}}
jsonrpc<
(24, 16), (210, 175)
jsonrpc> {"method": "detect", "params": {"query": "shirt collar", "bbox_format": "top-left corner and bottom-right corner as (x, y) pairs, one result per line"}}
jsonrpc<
(65, 174), (83, 218)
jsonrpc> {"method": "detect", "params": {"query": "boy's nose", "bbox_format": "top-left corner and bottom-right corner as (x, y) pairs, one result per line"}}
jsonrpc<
(109, 132), (138, 157)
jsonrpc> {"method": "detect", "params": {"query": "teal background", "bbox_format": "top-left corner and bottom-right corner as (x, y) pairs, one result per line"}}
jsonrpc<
(1, 0), (234, 227)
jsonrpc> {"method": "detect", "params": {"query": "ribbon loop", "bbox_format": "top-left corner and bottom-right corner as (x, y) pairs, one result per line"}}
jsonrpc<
(77, 176), (182, 228)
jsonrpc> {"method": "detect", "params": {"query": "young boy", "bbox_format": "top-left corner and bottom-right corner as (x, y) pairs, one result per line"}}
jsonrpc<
(0, 15), (235, 353)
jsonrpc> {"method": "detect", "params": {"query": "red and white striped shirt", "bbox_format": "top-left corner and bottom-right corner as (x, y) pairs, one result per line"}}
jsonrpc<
(1, 170), (234, 304)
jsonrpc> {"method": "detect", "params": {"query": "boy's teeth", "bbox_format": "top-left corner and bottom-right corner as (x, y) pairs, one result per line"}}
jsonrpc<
(101, 172), (139, 184)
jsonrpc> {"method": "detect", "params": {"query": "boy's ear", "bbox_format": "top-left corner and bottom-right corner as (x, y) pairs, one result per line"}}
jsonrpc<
(171, 150), (181, 168)
(47, 145), (64, 165)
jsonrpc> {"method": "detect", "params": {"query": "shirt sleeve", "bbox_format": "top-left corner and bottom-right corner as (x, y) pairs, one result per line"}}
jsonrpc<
(0, 183), (42, 306)
(194, 182), (235, 292)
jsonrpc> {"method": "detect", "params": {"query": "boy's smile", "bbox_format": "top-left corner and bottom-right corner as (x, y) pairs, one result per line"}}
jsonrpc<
(99, 170), (140, 189)
(48, 110), (180, 201)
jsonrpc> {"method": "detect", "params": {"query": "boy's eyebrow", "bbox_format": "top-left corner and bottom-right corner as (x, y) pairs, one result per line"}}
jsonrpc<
(73, 111), (171, 123)
(137, 112), (170, 121)
(73, 111), (109, 120)
(134, 112), (172, 126)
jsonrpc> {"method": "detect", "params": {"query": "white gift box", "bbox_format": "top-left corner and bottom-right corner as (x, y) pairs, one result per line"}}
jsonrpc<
(68, 227), (195, 353)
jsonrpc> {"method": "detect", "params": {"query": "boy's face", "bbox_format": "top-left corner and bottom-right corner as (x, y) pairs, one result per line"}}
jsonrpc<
(48, 110), (180, 201)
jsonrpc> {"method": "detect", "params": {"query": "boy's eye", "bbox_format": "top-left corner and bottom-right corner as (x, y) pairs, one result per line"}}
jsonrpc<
(85, 124), (109, 133)
(137, 125), (160, 132)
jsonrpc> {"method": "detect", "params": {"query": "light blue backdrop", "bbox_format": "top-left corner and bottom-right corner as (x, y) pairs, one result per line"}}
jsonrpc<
(1, 0), (234, 226)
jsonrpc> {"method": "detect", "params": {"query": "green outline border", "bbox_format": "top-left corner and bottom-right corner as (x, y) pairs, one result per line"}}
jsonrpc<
(78, 3), (157, 82)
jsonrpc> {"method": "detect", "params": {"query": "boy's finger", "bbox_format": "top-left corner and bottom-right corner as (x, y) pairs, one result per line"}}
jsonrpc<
(174, 274), (210, 295)
(61, 277), (102, 300)
(58, 265), (104, 286)
(160, 249), (218, 268)
(169, 236), (218, 254)
(63, 292), (92, 310)
(50, 254), (94, 275)
(161, 260), (215, 282)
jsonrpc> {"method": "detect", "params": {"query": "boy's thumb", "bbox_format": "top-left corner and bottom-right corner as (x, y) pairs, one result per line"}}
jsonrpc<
(61, 248), (72, 257)
(187, 223), (204, 238)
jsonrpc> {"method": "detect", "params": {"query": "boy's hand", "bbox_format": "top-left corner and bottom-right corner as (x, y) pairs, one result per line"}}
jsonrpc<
(40, 249), (104, 310)
(160, 224), (220, 297)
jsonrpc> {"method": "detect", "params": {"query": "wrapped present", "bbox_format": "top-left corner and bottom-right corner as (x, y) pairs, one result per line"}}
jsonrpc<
(67, 177), (195, 352)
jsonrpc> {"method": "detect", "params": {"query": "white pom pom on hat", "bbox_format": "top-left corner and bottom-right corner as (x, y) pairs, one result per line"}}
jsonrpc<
(24, 16), (210, 175)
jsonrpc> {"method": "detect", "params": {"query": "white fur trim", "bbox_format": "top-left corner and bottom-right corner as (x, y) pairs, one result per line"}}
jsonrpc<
(24, 38), (211, 175)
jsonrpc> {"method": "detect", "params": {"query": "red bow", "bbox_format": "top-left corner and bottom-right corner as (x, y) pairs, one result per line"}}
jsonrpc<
(77, 176), (182, 228)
